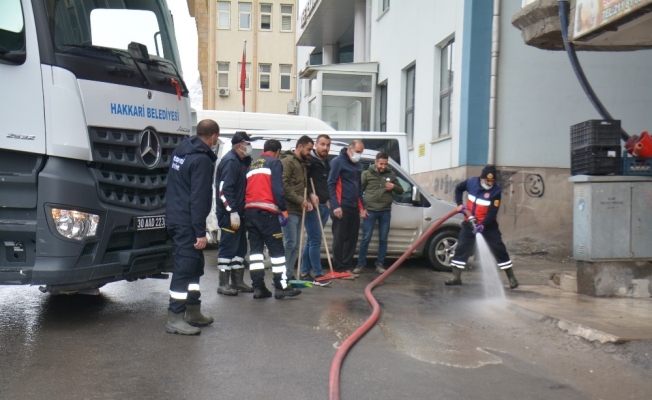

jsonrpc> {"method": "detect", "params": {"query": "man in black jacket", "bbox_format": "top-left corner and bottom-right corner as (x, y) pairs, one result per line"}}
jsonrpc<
(165, 119), (219, 335)
(215, 131), (253, 296)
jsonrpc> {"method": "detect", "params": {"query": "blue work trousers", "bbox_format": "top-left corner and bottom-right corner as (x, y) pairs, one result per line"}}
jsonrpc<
(357, 210), (391, 267)
(300, 204), (329, 277)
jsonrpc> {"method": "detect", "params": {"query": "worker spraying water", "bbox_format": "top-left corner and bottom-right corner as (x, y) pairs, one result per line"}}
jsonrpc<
(445, 165), (519, 289)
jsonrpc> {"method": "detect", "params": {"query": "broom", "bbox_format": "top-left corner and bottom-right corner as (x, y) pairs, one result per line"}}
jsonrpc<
(310, 178), (353, 281)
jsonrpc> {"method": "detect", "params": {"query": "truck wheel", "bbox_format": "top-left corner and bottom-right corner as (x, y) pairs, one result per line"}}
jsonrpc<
(427, 229), (459, 272)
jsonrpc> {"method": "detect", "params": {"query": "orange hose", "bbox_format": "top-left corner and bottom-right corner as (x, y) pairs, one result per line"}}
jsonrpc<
(329, 208), (460, 400)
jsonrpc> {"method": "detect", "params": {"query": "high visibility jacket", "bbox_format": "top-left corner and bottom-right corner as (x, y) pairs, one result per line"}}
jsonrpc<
(245, 152), (287, 213)
(215, 149), (251, 215)
(455, 177), (501, 228)
(166, 136), (217, 239)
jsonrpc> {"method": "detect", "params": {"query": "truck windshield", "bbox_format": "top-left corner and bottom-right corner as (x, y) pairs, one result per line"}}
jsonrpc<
(45, 0), (181, 72)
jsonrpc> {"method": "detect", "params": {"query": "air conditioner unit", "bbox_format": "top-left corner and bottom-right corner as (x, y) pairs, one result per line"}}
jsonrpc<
(219, 88), (230, 97)
(287, 99), (298, 114)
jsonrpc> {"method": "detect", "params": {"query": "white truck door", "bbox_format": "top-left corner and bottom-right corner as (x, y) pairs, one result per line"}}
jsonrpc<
(0, 0), (46, 155)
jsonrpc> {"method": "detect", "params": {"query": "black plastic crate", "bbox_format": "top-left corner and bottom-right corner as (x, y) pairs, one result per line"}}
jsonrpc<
(571, 120), (621, 151)
(571, 146), (622, 176)
(623, 155), (652, 176)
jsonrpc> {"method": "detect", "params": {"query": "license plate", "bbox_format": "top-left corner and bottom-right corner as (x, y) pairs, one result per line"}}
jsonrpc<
(134, 215), (166, 231)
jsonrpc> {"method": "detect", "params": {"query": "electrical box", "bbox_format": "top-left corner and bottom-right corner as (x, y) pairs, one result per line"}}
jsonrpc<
(571, 175), (652, 261)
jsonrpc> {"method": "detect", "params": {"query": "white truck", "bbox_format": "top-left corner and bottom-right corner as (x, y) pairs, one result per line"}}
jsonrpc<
(0, 0), (190, 293)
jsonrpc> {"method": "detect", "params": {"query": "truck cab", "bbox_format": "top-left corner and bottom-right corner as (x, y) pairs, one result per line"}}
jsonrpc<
(0, 0), (190, 293)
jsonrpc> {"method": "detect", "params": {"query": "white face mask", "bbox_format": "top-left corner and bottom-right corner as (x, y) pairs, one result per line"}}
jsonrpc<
(211, 142), (220, 154)
(243, 143), (253, 156)
(481, 181), (493, 190)
(350, 152), (361, 163)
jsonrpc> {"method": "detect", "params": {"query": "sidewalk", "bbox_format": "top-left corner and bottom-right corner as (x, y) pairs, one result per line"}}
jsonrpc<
(505, 256), (652, 344)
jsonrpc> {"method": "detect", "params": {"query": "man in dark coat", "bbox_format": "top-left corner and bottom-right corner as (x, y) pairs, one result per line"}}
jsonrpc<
(165, 119), (219, 335)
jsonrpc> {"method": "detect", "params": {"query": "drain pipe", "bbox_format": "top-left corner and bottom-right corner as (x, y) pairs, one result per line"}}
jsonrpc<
(488, 0), (500, 164)
(328, 208), (460, 400)
(557, 0), (630, 141)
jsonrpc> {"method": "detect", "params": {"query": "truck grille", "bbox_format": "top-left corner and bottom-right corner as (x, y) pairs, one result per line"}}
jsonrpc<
(87, 127), (183, 211)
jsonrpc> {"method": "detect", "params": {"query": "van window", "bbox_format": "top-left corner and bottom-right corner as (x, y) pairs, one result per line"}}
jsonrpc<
(0, 0), (25, 54)
(391, 175), (413, 204)
(360, 139), (400, 165)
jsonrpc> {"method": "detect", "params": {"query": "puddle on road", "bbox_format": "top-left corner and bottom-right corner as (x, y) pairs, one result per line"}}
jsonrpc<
(382, 319), (503, 368)
(316, 296), (505, 369)
(315, 297), (372, 349)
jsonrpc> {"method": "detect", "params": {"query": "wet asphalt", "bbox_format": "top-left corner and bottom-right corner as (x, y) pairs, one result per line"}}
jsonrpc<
(1, 251), (652, 400)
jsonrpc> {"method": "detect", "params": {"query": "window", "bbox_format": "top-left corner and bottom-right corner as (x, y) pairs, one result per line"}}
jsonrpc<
(280, 64), (291, 91)
(237, 62), (251, 90)
(260, 4), (272, 30)
(239, 2), (252, 30)
(405, 65), (416, 147)
(438, 39), (454, 138)
(379, 83), (387, 132)
(218, 2), (230, 29)
(217, 62), (229, 88)
(0, 0), (26, 62)
(339, 44), (354, 64)
(259, 64), (271, 90)
(323, 74), (371, 92)
(382, 0), (390, 12)
(280, 4), (293, 31)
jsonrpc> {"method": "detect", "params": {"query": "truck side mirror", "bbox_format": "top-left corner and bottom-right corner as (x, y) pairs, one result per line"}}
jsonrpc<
(411, 186), (421, 203)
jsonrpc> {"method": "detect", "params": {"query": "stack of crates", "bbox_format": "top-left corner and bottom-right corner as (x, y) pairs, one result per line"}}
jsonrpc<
(570, 120), (622, 176)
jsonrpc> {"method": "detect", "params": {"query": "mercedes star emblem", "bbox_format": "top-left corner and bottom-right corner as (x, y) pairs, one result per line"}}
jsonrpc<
(139, 128), (162, 169)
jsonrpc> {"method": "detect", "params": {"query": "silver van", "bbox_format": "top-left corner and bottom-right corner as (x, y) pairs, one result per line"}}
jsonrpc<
(208, 137), (462, 271)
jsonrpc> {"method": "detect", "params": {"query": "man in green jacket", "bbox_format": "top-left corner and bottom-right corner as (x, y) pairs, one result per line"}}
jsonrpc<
(354, 152), (404, 274)
(280, 135), (314, 280)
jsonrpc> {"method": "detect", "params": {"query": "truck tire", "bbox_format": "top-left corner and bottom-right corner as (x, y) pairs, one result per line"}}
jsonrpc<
(427, 229), (459, 272)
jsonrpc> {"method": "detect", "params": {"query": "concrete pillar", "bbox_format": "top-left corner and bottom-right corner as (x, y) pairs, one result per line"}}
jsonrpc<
(354, 0), (366, 62)
(323, 44), (334, 65)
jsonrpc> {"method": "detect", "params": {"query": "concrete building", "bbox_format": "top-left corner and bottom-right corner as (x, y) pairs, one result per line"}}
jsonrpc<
(187, 0), (298, 113)
(295, 0), (652, 253)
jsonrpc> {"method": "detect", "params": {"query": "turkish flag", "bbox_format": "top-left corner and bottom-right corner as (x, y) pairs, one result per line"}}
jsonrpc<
(240, 40), (247, 111)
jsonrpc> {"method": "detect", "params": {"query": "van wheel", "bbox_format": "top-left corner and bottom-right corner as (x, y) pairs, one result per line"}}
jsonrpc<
(427, 229), (459, 272)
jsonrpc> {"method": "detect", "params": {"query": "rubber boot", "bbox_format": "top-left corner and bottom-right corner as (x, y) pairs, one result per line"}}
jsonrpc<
(445, 267), (462, 286)
(504, 268), (519, 289)
(166, 310), (201, 335)
(217, 270), (238, 296)
(184, 304), (214, 327)
(231, 268), (254, 293)
(253, 285), (272, 299)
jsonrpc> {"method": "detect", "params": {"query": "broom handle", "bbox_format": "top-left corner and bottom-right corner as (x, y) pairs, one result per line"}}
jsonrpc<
(311, 178), (335, 274)
(297, 187), (307, 279)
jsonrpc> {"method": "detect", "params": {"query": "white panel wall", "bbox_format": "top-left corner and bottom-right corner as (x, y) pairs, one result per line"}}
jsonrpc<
(369, 0), (465, 174)
(497, 0), (652, 168)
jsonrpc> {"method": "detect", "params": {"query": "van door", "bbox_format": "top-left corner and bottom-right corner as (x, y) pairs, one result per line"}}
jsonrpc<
(385, 173), (425, 257)
(355, 159), (424, 258)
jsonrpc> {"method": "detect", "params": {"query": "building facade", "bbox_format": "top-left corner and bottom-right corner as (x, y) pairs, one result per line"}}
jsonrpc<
(296, 0), (652, 252)
(188, 0), (297, 113)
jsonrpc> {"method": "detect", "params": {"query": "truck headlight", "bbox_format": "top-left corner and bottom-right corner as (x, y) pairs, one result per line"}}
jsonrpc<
(51, 209), (100, 240)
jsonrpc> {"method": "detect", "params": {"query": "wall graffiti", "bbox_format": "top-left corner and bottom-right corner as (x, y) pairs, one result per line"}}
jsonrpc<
(524, 174), (545, 198)
(497, 171), (546, 199)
